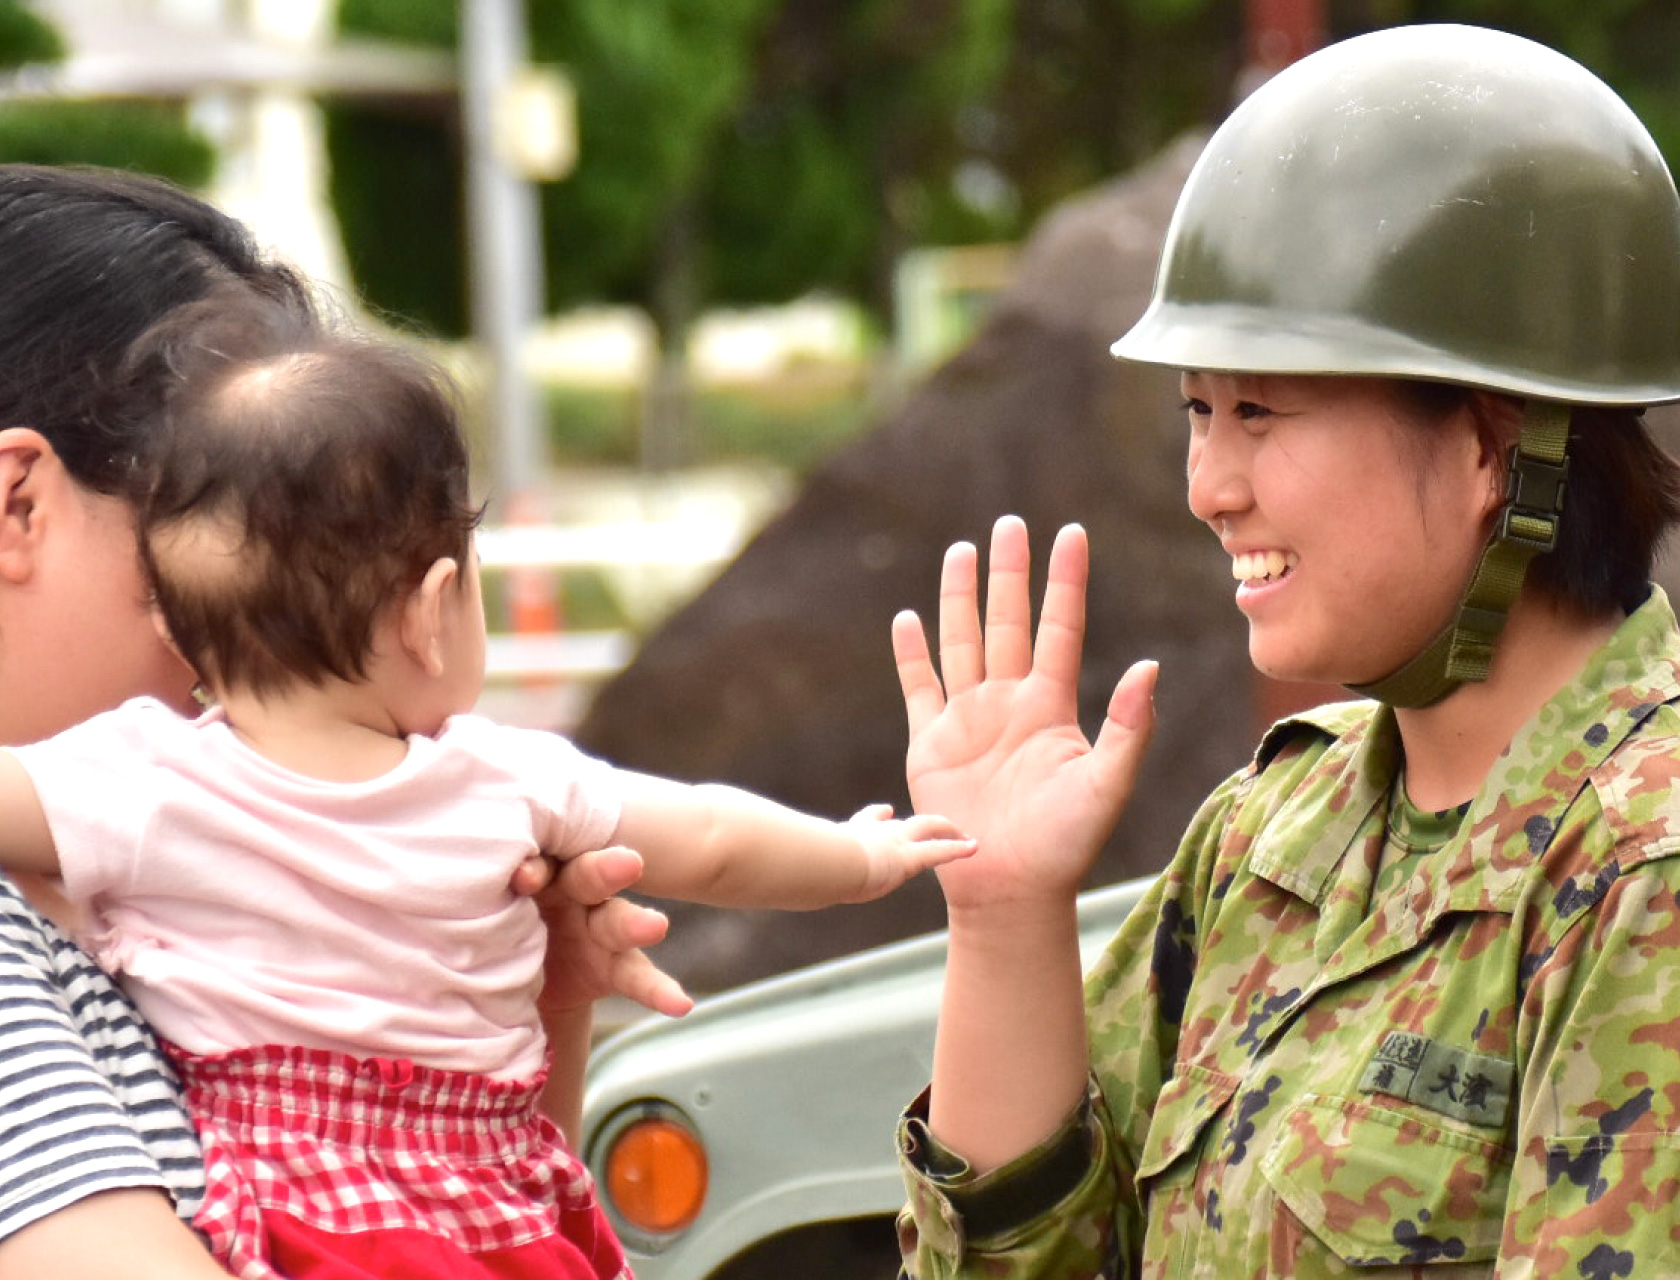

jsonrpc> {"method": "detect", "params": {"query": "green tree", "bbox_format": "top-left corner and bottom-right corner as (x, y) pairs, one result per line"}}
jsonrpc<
(699, 0), (1017, 330)
(328, 0), (1022, 345)
(329, 0), (778, 343)
(0, 0), (214, 186)
(323, 0), (462, 334)
(0, 0), (63, 64)
(979, 0), (1234, 218)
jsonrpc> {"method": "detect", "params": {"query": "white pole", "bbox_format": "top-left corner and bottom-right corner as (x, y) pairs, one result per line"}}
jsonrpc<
(459, 0), (546, 518)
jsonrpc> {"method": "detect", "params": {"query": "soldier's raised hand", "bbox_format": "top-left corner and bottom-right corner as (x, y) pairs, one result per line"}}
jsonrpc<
(892, 516), (1157, 909)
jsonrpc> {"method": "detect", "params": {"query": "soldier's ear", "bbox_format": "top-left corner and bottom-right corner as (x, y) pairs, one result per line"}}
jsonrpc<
(1468, 392), (1525, 514)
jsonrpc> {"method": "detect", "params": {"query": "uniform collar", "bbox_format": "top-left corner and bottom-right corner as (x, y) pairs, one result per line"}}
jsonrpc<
(1247, 586), (1680, 913)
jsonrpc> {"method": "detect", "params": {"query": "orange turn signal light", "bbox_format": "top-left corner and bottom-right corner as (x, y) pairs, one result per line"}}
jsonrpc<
(604, 1110), (708, 1236)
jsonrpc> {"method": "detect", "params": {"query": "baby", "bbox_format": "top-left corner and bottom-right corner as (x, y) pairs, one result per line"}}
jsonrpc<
(0, 293), (972, 1280)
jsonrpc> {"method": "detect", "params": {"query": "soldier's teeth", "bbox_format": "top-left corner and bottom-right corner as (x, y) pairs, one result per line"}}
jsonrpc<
(1231, 551), (1298, 582)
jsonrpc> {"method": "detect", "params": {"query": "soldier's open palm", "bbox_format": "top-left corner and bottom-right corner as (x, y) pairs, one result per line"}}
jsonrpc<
(892, 517), (1157, 909)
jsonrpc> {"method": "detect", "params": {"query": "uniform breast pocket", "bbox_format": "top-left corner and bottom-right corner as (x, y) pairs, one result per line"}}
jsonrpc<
(1520, 1127), (1680, 1275)
(1134, 1062), (1241, 1246)
(1261, 1095), (1511, 1269)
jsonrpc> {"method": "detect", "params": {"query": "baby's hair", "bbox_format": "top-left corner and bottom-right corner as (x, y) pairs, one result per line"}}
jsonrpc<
(131, 291), (484, 697)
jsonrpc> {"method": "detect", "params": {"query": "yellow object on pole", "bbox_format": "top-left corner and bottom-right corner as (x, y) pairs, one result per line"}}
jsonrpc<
(497, 65), (576, 182)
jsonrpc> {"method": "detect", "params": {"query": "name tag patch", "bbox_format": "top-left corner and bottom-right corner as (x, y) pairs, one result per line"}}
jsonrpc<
(1358, 1031), (1512, 1128)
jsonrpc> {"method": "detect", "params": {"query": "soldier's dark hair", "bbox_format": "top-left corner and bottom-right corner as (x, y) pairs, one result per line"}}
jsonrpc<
(132, 292), (483, 697)
(1394, 380), (1680, 617)
(0, 164), (312, 498)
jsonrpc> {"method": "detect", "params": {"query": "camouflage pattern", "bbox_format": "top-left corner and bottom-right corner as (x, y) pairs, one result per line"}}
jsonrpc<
(899, 587), (1680, 1279)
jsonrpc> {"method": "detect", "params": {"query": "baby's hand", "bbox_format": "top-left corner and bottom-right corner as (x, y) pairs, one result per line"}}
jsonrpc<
(843, 803), (977, 903)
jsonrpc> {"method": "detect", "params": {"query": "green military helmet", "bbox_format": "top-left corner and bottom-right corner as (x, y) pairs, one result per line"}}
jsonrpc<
(1112, 24), (1680, 405)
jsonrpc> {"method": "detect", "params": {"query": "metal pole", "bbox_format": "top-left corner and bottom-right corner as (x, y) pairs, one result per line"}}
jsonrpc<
(460, 0), (546, 518)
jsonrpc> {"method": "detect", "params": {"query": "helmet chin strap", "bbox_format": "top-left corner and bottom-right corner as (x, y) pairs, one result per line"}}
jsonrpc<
(1346, 400), (1573, 709)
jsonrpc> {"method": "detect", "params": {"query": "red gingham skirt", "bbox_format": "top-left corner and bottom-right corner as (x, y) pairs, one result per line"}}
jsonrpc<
(170, 1043), (629, 1280)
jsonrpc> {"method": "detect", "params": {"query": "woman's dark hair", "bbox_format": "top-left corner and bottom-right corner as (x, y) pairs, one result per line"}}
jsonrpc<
(0, 164), (311, 497)
(1394, 380), (1680, 616)
(132, 293), (483, 697)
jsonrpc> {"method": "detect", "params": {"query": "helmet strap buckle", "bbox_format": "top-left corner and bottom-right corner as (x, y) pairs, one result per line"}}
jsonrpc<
(1499, 441), (1569, 554)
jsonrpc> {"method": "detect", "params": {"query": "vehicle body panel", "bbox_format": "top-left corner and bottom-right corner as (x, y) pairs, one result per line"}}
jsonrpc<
(581, 875), (1155, 1278)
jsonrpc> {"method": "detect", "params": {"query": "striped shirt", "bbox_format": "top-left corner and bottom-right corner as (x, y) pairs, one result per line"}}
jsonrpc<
(0, 876), (204, 1242)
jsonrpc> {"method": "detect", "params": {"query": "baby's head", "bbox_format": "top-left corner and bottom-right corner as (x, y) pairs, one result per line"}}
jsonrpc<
(132, 293), (483, 703)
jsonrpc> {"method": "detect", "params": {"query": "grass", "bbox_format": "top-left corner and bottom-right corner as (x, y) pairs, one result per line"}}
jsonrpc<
(541, 364), (879, 474)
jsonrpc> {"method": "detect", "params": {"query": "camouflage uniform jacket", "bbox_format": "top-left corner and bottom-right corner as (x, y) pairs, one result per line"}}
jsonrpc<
(899, 586), (1680, 1279)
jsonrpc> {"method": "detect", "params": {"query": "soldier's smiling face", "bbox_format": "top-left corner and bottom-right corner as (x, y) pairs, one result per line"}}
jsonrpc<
(1182, 372), (1499, 687)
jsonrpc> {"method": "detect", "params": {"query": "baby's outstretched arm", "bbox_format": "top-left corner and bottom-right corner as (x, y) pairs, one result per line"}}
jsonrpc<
(0, 752), (59, 875)
(609, 772), (975, 910)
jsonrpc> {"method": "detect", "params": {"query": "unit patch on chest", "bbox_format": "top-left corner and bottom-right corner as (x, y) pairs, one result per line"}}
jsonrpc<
(1357, 1030), (1512, 1129)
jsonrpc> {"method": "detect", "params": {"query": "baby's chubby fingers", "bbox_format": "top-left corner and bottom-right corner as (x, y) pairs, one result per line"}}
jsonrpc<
(848, 812), (977, 901)
(901, 811), (973, 844)
(901, 812), (979, 870)
(847, 806), (976, 864)
(847, 802), (897, 824)
(911, 835), (980, 871)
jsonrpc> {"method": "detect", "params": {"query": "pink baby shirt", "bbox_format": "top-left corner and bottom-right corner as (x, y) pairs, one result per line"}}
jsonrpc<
(11, 698), (623, 1079)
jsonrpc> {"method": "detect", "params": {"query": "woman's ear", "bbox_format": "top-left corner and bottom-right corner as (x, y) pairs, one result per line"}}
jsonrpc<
(0, 428), (54, 586)
(398, 557), (460, 677)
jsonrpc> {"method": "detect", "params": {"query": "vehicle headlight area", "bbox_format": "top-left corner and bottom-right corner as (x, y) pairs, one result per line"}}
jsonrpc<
(588, 1100), (709, 1250)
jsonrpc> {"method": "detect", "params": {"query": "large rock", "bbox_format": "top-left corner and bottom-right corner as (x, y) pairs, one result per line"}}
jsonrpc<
(573, 136), (1266, 991)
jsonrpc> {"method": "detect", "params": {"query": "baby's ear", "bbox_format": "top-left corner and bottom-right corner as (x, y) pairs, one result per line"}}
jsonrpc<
(399, 557), (459, 676)
(149, 599), (182, 657)
(148, 606), (213, 707)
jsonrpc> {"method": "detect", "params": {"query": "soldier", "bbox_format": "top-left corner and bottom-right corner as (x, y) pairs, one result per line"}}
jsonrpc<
(892, 24), (1680, 1278)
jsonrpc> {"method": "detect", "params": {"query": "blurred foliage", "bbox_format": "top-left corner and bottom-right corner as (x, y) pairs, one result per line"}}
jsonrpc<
(543, 373), (873, 473)
(699, 0), (1017, 324)
(540, 385), (636, 466)
(326, 1), (1680, 348)
(329, 0), (780, 339)
(0, 2), (213, 187)
(324, 0), (460, 333)
(322, 101), (465, 333)
(0, 0), (65, 67)
(0, 101), (215, 185)
(330, 0), (456, 46)
(535, 0), (782, 317)
(327, 0), (1019, 342)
